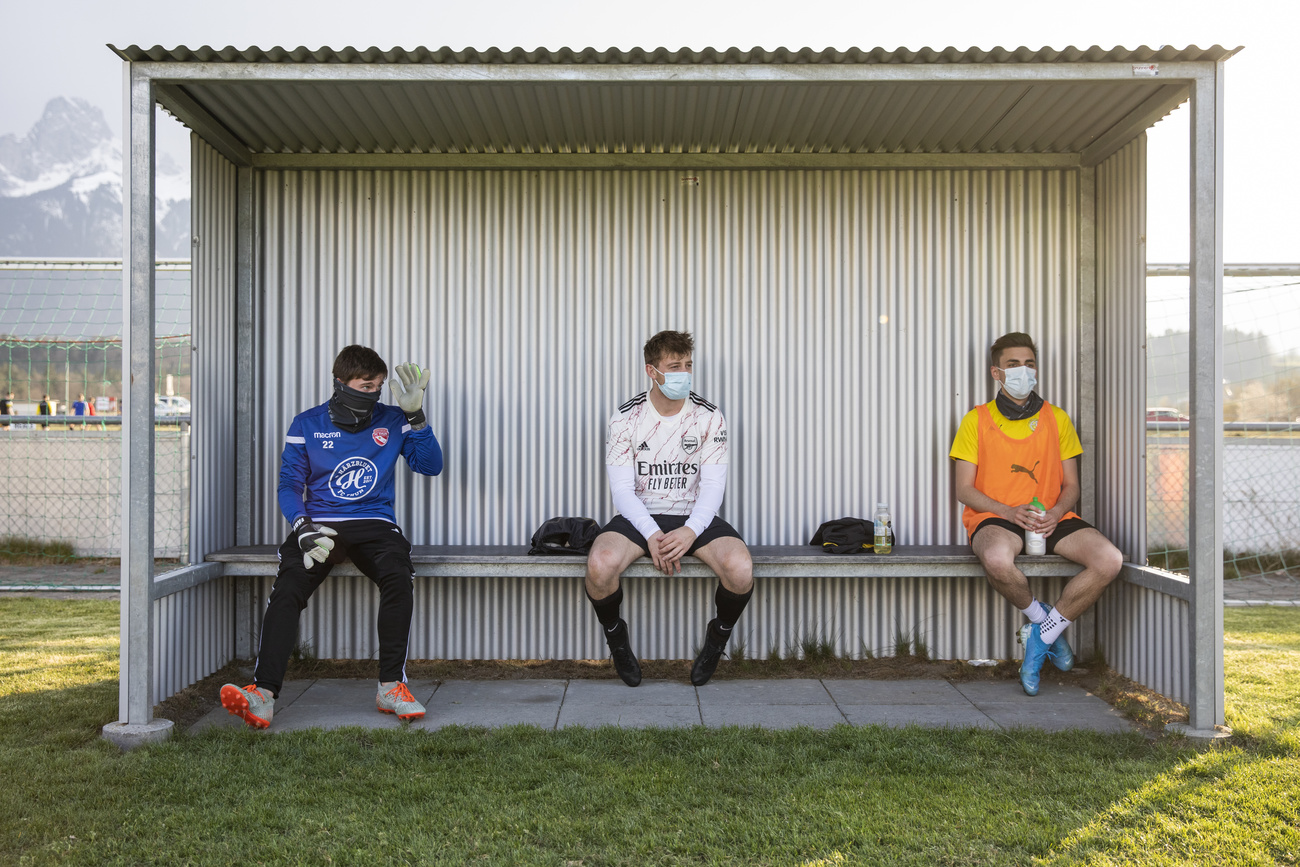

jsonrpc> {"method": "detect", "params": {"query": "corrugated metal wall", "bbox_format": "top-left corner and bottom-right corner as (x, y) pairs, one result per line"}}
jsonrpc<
(190, 136), (239, 559)
(247, 573), (1071, 661)
(1094, 138), (1147, 560)
(1092, 137), (1190, 703)
(1096, 572), (1190, 704)
(152, 137), (238, 701)
(153, 576), (234, 700)
(251, 168), (1080, 546)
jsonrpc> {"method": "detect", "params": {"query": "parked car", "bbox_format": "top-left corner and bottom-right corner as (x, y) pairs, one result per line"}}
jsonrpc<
(154, 395), (192, 416)
(1146, 407), (1189, 422)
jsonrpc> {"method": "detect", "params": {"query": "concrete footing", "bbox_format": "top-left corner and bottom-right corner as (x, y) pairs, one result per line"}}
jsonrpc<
(1167, 722), (1233, 740)
(102, 718), (175, 749)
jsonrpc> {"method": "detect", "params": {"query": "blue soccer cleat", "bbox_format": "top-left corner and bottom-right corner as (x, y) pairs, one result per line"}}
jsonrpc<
(1048, 632), (1074, 671)
(1019, 621), (1074, 672)
(1018, 623), (1054, 696)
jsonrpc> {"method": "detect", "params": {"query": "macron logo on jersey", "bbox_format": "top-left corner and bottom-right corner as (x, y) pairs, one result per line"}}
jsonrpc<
(329, 457), (379, 500)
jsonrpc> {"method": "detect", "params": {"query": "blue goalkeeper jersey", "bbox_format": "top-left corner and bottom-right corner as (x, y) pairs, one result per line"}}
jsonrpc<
(277, 401), (443, 526)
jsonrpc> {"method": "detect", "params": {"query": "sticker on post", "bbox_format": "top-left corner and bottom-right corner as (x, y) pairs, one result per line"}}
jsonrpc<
(1132, 63), (1159, 77)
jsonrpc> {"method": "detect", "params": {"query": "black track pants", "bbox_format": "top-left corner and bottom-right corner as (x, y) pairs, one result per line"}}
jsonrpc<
(253, 519), (414, 696)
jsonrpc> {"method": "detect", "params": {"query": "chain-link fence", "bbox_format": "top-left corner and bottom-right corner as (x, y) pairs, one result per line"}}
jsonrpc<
(1146, 266), (1300, 578)
(0, 258), (191, 564)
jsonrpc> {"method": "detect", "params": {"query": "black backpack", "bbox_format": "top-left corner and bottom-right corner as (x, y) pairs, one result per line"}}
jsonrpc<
(528, 517), (603, 556)
(809, 517), (894, 554)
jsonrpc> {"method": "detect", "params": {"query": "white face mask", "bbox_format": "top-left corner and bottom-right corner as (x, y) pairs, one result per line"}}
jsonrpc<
(998, 366), (1037, 400)
(653, 367), (692, 401)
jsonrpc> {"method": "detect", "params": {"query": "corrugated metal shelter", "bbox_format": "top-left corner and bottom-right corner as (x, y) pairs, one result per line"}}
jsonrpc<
(106, 44), (1236, 742)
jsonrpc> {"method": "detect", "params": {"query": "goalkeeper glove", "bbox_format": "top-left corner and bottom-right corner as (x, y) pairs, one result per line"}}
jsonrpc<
(391, 362), (432, 427)
(292, 517), (337, 569)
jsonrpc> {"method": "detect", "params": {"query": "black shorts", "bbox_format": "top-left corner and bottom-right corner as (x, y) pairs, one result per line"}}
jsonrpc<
(601, 513), (744, 555)
(971, 516), (1093, 555)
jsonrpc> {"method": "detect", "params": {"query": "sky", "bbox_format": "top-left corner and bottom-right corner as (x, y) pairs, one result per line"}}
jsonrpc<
(2, 0), (1298, 263)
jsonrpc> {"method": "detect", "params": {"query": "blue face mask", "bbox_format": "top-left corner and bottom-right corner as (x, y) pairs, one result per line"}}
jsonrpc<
(653, 367), (692, 401)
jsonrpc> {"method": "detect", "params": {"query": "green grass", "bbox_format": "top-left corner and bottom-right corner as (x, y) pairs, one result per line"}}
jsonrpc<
(1, 599), (1298, 865)
(0, 535), (77, 564)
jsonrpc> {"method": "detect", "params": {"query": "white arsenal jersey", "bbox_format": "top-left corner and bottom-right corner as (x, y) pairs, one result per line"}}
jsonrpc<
(605, 391), (729, 515)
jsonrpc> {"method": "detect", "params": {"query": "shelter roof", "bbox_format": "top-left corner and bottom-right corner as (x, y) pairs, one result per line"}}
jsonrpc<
(110, 44), (1241, 168)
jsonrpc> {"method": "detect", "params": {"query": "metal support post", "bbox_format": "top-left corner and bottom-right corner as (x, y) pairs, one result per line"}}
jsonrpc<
(104, 63), (173, 749)
(1173, 63), (1229, 739)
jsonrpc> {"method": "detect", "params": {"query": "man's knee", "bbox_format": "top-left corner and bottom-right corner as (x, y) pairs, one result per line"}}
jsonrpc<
(1093, 542), (1124, 582)
(976, 545), (1018, 579)
(717, 549), (753, 592)
(585, 545), (626, 595)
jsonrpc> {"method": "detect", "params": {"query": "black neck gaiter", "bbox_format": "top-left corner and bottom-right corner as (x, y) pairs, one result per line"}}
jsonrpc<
(996, 389), (1044, 421)
(329, 379), (381, 432)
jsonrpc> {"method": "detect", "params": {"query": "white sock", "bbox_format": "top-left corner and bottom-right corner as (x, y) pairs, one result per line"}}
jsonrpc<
(1040, 609), (1072, 645)
(1020, 599), (1050, 624)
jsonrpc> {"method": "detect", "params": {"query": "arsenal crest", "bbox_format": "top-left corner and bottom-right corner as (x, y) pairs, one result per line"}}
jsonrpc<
(373, 428), (389, 446)
(681, 434), (699, 454)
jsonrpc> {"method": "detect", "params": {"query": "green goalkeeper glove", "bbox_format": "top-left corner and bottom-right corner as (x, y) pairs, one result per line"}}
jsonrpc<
(292, 517), (337, 569)
(391, 362), (432, 427)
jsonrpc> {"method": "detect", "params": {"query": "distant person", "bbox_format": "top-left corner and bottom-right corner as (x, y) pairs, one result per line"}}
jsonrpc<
(585, 330), (753, 687)
(72, 393), (89, 429)
(220, 345), (444, 729)
(949, 332), (1123, 697)
(0, 391), (12, 429)
(37, 394), (52, 430)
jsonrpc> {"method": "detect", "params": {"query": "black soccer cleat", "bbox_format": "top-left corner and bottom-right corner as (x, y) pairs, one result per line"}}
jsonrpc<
(691, 619), (729, 686)
(605, 620), (642, 687)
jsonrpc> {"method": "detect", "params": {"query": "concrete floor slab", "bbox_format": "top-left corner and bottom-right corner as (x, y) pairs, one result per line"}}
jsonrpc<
(952, 680), (1102, 704)
(697, 679), (833, 705)
(425, 703), (563, 729)
(269, 705), (420, 732)
(839, 704), (999, 729)
(824, 679), (966, 705)
(434, 679), (566, 705)
(701, 704), (846, 729)
(557, 704), (703, 729)
(562, 679), (698, 706)
(975, 701), (1136, 733)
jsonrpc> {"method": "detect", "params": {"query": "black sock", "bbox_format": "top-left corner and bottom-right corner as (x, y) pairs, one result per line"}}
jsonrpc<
(713, 584), (753, 637)
(587, 587), (623, 631)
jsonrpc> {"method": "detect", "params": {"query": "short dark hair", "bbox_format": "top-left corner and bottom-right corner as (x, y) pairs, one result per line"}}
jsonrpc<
(990, 332), (1038, 368)
(332, 345), (388, 383)
(643, 331), (694, 368)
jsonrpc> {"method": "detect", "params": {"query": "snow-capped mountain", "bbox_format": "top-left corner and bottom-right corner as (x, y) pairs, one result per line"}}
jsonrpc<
(0, 97), (190, 257)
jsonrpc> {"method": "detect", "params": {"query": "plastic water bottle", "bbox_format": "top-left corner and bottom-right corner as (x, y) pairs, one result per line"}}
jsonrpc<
(1025, 496), (1047, 555)
(873, 503), (892, 554)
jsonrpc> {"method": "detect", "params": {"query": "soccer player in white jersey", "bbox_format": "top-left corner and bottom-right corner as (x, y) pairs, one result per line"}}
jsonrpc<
(586, 330), (754, 686)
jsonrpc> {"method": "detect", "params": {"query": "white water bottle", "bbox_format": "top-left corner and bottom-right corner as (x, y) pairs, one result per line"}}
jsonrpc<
(873, 503), (893, 554)
(1025, 496), (1047, 555)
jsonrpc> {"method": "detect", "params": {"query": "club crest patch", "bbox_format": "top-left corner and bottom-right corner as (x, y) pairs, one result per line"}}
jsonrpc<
(681, 434), (699, 454)
(329, 457), (379, 500)
(373, 427), (389, 446)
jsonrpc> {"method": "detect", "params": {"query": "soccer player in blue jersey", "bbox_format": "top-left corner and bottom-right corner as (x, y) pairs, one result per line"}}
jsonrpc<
(220, 345), (444, 728)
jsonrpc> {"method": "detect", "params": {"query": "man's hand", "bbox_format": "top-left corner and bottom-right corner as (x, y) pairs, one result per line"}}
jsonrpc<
(391, 362), (431, 426)
(648, 527), (696, 575)
(293, 517), (337, 569)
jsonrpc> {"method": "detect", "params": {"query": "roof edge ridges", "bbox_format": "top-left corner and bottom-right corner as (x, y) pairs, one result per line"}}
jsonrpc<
(107, 43), (1244, 65)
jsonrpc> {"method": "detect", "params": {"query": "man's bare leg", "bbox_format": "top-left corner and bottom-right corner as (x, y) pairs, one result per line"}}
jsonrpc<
(1045, 528), (1124, 620)
(972, 525), (1032, 609)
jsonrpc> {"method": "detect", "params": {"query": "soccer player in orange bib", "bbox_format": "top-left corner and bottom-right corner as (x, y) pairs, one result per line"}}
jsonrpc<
(949, 332), (1123, 696)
